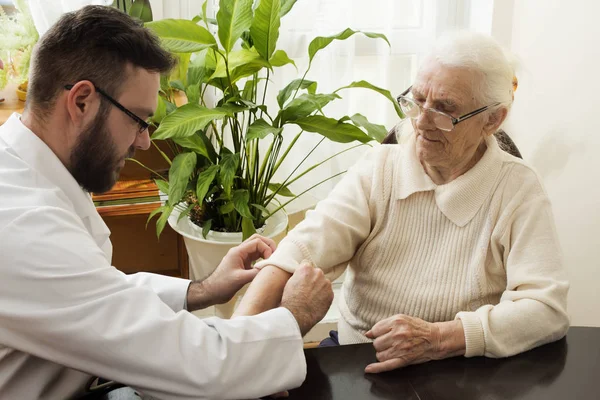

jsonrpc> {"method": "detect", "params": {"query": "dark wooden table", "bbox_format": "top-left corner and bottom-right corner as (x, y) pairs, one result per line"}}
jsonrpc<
(288, 326), (600, 400)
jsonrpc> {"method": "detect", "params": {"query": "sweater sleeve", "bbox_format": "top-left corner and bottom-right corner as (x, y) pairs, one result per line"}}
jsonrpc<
(255, 146), (383, 278)
(456, 171), (570, 358)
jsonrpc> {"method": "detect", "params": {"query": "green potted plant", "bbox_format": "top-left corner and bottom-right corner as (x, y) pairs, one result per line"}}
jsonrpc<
(0, 0), (39, 99)
(111, 0), (153, 23)
(142, 0), (402, 315)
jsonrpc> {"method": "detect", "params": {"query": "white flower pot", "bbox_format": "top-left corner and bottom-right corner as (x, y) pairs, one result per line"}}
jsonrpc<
(168, 206), (288, 318)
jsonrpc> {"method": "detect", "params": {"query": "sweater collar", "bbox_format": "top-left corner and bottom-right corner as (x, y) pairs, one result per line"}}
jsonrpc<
(394, 126), (503, 227)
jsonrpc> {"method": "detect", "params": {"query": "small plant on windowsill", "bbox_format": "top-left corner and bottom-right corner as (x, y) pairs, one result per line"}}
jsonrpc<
(142, 0), (404, 242)
(0, 0), (39, 96)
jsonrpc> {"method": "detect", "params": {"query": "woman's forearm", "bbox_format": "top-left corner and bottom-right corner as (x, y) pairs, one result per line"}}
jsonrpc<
(232, 265), (292, 317)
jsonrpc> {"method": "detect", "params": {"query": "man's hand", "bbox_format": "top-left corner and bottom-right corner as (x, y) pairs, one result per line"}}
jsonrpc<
(187, 234), (277, 311)
(364, 314), (466, 373)
(281, 261), (334, 336)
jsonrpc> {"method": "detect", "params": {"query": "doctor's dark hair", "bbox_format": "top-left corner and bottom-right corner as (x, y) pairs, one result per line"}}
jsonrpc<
(26, 5), (175, 116)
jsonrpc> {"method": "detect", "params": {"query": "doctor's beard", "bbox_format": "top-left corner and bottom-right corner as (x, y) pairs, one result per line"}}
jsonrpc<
(69, 106), (135, 194)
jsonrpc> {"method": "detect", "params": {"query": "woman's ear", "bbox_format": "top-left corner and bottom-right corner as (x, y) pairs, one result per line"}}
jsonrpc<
(483, 107), (508, 136)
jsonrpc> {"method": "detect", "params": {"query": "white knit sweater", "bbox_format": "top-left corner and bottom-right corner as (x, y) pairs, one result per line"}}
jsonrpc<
(256, 129), (570, 358)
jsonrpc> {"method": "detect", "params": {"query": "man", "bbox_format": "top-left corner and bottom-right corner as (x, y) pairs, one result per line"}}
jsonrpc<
(0, 6), (333, 400)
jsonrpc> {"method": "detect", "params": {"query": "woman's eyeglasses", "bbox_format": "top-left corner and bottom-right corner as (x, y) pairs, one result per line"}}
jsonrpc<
(396, 86), (500, 132)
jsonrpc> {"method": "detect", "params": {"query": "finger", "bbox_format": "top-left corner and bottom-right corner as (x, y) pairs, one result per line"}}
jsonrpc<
(238, 267), (260, 284)
(368, 315), (397, 339)
(237, 238), (273, 262)
(245, 234), (277, 253)
(269, 391), (289, 398)
(365, 358), (406, 374)
(260, 236), (277, 253)
(372, 331), (394, 352)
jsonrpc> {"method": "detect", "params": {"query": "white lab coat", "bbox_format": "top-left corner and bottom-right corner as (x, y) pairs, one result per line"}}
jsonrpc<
(0, 114), (306, 400)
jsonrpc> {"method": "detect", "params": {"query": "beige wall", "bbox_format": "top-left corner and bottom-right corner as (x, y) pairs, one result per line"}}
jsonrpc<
(505, 0), (600, 326)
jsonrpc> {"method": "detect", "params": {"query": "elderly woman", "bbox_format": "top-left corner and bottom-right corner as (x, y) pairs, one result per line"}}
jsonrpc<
(234, 32), (569, 373)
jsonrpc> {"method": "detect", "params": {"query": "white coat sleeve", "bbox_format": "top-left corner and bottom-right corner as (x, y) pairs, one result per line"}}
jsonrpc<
(121, 271), (190, 312)
(0, 207), (306, 400)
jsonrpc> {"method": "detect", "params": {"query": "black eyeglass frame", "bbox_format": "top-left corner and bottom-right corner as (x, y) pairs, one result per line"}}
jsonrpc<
(397, 85), (501, 131)
(64, 83), (150, 134)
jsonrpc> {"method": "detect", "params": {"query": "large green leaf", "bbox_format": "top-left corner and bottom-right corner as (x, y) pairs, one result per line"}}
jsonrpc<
(173, 133), (210, 159)
(247, 118), (283, 141)
(279, 93), (340, 124)
(149, 203), (175, 238)
(146, 19), (217, 53)
(169, 80), (185, 91)
(231, 62), (270, 83)
(220, 201), (235, 214)
(201, 0), (209, 28)
(154, 179), (169, 194)
(152, 96), (167, 124)
(219, 153), (240, 196)
(210, 48), (270, 82)
(251, 203), (270, 215)
(280, 0), (297, 17)
(196, 164), (220, 201)
(218, 103), (251, 116)
(268, 183), (295, 197)
(156, 204), (174, 238)
(186, 84), (201, 105)
(202, 219), (212, 239)
(250, 0), (281, 61)
(187, 65), (209, 87)
(233, 189), (254, 218)
(217, 0), (253, 53)
(129, 0), (153, 22)
(146, 204), (164, 229)
(152, 104), (228, 140)
(277, 79), (317, 108)
(308, 28), (390, 65)
(350, 113), (387, 142)
(242, 217), (257, 240)
(335, 80), (404, 119)
(177, 203), (196, 223)
(293, 115), (373, 144)
(168, 152), (197, 203)
(270, 49), (296, 68)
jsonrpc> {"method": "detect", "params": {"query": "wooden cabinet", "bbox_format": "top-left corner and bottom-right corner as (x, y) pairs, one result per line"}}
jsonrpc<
(0, 87), (188, 279)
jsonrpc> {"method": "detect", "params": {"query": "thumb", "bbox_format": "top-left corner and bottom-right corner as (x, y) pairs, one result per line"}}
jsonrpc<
(239, 267), (260, 284)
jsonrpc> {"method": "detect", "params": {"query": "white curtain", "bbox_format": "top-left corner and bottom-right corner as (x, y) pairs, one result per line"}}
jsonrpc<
(265, 0), (458, 203)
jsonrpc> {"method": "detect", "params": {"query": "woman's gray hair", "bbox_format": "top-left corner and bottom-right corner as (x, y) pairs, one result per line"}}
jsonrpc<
(426, 31), (516, 112)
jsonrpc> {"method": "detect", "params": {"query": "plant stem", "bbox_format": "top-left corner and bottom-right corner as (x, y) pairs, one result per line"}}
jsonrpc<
(271, 130), (302, 175)
(265, 136), (324, 204)
(266, 170), (347, 218)
(286, 143), (366, 187)
(260, 69), (270, 118)
(126, 158), (168, 181)
(291, 69), (310, 101)
(151, 141), (172, 166)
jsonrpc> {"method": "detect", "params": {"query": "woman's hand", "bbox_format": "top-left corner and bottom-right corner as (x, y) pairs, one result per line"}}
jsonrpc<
(364, 314), (466, 373)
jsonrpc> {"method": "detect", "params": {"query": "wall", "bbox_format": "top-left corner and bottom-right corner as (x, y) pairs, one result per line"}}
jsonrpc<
(504, 0), (600, 326)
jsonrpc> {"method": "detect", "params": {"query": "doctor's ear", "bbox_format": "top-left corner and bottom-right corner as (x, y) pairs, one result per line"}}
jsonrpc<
(64, 81), (102, 125)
